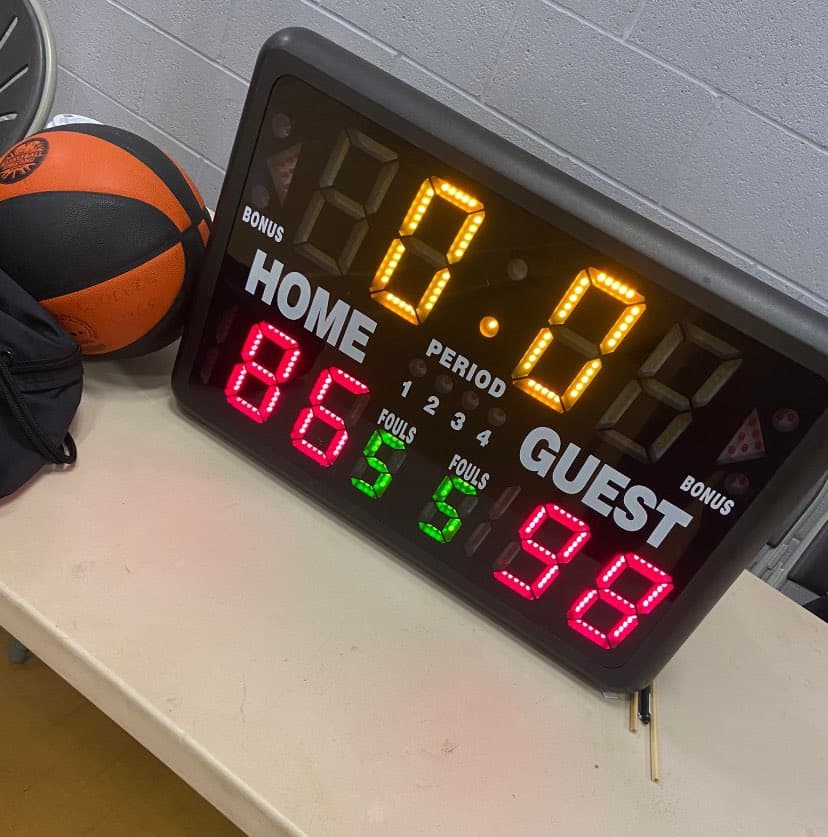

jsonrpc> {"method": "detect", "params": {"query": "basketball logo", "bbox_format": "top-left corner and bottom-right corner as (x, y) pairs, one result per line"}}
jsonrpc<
(0, 138), (49, 184)
(55, 314), (102, 352)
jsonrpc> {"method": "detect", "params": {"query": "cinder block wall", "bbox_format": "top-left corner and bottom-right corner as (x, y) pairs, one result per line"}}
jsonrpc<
(41, 0), (827, 309)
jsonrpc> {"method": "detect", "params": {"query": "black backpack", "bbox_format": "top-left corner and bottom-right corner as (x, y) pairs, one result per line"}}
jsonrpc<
(0, 268), (83, 497)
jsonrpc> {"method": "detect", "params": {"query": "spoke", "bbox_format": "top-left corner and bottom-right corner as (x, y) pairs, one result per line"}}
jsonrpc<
(0, 16), (18, 53)
(0, 65), (28, 95)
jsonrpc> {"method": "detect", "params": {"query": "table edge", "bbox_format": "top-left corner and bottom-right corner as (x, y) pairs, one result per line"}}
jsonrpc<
(0, 578), (304, 837)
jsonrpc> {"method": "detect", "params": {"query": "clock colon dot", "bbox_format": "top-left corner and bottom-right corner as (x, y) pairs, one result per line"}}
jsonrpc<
(507, 257), (528, 281)
(479, 316), (500, 338)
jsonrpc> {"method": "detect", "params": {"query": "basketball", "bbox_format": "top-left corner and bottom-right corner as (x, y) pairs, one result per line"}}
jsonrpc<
(0, 124), (210, 357)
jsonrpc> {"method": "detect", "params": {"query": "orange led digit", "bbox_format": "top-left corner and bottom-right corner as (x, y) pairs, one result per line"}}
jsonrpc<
(591, 270), (646, 353)
(370, 177), (485, 324)
(294, 129), (398, 275)
(512, 268), (646, 412)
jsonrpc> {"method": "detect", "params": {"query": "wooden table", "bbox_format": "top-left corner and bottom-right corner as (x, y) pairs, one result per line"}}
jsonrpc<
(1, 347), (826, 836)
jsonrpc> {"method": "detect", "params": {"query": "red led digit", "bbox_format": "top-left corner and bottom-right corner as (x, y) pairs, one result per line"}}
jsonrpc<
(598, 553), (673, 614)
(291, 367), (370, 467)
(567, 553), (674, 649)
(224, 322), (301, 423)
(494, 503), (590, 600)
(567, 588), (636, 649)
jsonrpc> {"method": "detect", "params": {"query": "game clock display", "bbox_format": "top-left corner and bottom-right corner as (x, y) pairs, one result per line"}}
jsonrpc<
(173, 29), (828, 691)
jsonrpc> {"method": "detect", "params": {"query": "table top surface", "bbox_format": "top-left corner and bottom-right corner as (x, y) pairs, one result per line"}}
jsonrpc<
(1, 346), (826, 837)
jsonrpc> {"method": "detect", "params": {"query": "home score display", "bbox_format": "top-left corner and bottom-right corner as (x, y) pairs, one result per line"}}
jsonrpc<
(174, 31), (828, 690)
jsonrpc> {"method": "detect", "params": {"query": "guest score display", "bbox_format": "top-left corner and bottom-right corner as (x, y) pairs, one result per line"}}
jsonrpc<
(174, 30), (828, 690)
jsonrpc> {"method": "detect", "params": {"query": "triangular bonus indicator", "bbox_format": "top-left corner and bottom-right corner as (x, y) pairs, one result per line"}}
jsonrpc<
(716, 408), (766, 465)
(268, 143), (302, 204)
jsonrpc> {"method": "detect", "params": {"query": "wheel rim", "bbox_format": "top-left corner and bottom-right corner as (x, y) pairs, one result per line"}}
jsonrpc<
(0, 0), (56, 154)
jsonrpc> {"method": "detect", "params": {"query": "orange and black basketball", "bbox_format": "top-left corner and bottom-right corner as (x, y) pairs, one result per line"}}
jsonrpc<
(0, 124), (210, 357)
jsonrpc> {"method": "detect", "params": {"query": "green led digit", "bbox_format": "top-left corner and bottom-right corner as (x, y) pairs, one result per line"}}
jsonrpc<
(350, 429), (407, 499)
(418, 475), (478, 544)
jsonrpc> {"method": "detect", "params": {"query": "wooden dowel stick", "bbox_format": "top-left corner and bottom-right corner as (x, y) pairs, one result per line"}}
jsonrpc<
(649, 682), (660, 782)
(629, 691), (639, 733)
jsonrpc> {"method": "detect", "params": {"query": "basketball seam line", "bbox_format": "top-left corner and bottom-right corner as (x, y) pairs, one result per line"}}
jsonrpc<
(40, 222), (200, 302)
(0, 190), (192, 298)
(100, 225), (205, 359)
(40, 125), (205, 229)
(76, 223), (202, 290)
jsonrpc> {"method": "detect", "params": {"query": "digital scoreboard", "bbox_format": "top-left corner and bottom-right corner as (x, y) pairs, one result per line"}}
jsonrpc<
(173, 29), (828, 691)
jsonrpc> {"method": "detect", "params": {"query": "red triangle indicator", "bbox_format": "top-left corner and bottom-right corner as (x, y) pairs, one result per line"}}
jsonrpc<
(717, 408), (766, 465)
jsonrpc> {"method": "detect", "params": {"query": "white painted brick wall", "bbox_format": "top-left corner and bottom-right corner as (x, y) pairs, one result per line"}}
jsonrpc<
(39, 0), (828, 310)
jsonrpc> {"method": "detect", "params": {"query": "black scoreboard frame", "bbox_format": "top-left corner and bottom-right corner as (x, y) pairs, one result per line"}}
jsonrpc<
(173, 28), (828, 691)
